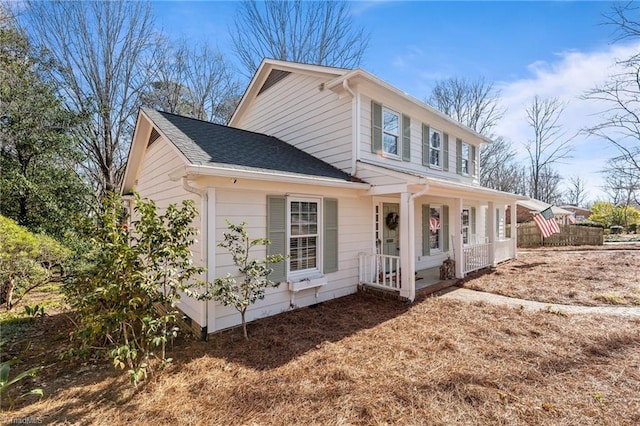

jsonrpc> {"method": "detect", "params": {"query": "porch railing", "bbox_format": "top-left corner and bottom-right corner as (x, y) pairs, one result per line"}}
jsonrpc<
(358, 253), (401, 291)
(462, 243), (492, 274)
(494, 239), (513, 264)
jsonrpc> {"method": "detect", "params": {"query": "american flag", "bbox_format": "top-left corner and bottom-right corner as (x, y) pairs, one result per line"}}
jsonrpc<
(567, 213), (577, 224)
(533, 207), (560, 238)
(430, 217), (440, 232)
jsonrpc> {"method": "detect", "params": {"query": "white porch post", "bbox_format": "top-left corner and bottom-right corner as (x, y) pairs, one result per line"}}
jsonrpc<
(452, 197), (464, 278)
(488, 201), (496, 266)
(510, 201), (518, 259)
(399, 191), (415, 301)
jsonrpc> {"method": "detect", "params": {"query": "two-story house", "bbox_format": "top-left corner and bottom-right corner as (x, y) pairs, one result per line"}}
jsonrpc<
(122, 59), (524, 336)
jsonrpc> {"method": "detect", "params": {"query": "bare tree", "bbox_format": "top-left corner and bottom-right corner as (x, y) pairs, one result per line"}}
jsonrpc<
(602, 157), (640, 207)
(428, 76), (521, 191)
(564, 175), (589, 206)
(24, 1), (156, 196)
(429, 77), (504, 136)
(533, 165), (563, 205)
(583, 3), (640, 182)
(525, 96), (573, 201)
(231, 0), (369, 76)
(142, 38), (241, 124)
(478, 137), (519, 190)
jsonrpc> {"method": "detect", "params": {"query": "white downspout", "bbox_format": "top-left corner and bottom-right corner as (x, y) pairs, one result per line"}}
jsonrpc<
(181, 177), (209, 341)
(343, 79), (360, 175)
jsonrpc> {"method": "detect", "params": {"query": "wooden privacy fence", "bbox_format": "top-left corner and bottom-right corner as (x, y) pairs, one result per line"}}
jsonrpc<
(517, 222), (604, 247)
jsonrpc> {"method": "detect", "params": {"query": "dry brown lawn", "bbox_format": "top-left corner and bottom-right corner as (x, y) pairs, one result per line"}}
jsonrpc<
(3, 288), (640, 425)
(462, 247), (640, 306)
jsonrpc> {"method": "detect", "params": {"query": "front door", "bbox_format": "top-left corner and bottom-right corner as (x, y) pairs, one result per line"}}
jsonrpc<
(382, 203), (400, 257)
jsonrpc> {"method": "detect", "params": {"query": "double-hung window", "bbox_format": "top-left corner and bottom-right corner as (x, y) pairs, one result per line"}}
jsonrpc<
(289, 199), (320, 275)
(461, 208), (470, 245)
(429, 128), (442, 168)
(461, 142), (470, 175)
(382, 108), (399, 156)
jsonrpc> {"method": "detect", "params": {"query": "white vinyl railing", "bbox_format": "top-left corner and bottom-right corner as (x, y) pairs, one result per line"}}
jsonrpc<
(359, 253), (401, 291)
(462, 243), (492, 274)
(494, 239), (514, 264)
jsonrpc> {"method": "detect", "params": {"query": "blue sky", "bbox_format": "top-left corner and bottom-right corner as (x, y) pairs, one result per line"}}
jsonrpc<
(153, 1), (634, 203)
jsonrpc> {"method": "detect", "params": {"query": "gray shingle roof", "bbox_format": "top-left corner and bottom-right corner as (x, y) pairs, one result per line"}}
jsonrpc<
(143, 108), (361, 183)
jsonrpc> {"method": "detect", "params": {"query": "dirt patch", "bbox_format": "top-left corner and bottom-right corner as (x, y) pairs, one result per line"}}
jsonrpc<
(3, 290), (640, 425)
(462, 248), (640, 306)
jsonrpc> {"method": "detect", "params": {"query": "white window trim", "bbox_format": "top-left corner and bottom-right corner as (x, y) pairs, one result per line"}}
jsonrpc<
(287, 196), (322, 280)
(461, 142), (470, 175)
(429, 128), (443, 169)
(429, 204), (443, 254)
(462, 207), (470, 246)
(381, 107), (401, 159)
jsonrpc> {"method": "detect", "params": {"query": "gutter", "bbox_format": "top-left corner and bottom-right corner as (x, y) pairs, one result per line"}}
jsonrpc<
(180, 176), (209, 341)
(170, 164), (370, 190)
(342, 79), (361, 175)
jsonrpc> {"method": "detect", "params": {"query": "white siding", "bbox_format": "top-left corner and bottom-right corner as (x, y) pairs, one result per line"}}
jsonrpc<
(209, 185), (371, 332)
(359, 94), (480, 186)
(134, 137), (203, 324)
(240, 73), (354, 174)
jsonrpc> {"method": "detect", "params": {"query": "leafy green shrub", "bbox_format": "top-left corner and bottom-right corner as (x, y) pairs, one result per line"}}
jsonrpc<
(212, 221), (285, 339)
(0, 341), (43, 409)
(0, 215), (69, 310)
(23, 304), (46, 318)
(610, 225), (624, 234)
(629, 223), (637, 233)
(66, 193), (212, 385)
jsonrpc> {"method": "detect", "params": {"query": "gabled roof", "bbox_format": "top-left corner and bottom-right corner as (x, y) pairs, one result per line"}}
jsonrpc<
(229, 58), (492, 145)
(140, 108), (361, 183)
(229, 58), (349, 126)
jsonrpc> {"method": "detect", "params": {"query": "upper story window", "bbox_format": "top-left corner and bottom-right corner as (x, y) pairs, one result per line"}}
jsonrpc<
(461, 142), (470, 175)
(382, 108), (399, 156)
(429, 128), (442, 168)
(457, 138), (477, 176)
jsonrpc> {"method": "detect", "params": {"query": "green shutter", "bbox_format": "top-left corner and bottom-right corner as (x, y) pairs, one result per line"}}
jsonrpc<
(402, 114), (411, 161)
(470, 206), (477, 240)
(267, 195), (287, 283)
(471, 145), (477, 176)
(442, 205), (450, 252)
(443, 133), (449, 171)
(371, 101), (382, 153)
(422, 124), (430, 166)
(422, 204), (430, 256)
(323, 198), (339, 274)
(456, 138), (463, 175)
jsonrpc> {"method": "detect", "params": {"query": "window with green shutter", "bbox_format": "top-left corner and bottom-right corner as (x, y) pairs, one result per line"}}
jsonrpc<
(267, 195), (287, 283)
(402, 114), (411, 161)
(323, 198), (338, 273)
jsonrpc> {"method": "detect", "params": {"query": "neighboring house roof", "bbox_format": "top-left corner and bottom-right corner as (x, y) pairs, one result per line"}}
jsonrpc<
(145, 108), (362, 182)
(559, 205), (591, 216)
(518, 199), (573, 216)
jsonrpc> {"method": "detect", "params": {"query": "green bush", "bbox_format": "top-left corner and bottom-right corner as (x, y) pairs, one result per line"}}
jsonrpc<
(66, 193), (212, 385)
(629, 223), (637, 233)
(610, 225), (624, 234)
(0, 215), (69, 310)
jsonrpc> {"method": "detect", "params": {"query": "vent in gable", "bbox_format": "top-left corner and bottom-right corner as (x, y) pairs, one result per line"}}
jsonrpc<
(257, 69), (291, 96)
(147, 128), (161, 147)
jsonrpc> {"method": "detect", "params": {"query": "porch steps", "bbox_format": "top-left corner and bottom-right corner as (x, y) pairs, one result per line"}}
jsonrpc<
(358, 278), (461, 302)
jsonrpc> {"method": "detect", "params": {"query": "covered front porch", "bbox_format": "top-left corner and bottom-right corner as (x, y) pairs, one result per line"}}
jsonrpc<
(357, 179), (520, 301)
